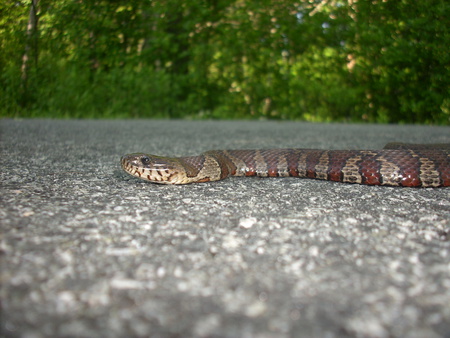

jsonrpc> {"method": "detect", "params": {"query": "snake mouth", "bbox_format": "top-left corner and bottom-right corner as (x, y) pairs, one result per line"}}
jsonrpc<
(121, 155), (138, 176)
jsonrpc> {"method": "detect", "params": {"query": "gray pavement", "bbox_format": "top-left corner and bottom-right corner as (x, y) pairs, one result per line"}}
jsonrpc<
(1, 119), (450, 338)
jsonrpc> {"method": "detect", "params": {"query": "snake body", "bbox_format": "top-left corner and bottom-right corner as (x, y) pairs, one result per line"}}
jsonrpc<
(121, 143), (450, 187)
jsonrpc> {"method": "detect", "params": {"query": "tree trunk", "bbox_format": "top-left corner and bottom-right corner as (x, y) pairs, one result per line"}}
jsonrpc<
(20, 0), (40, 107)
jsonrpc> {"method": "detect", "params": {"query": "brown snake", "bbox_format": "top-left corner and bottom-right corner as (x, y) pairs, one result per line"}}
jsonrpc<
(121, 143), (450, 187)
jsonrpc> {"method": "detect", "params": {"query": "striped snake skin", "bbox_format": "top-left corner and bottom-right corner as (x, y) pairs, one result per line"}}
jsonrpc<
(121, 143), (450, 187)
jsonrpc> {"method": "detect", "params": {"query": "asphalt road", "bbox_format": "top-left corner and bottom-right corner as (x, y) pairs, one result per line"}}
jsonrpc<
(1, 119), (450, 337)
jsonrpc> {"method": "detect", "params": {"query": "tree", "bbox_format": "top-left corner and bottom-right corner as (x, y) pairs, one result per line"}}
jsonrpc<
(0, 0), (448, 123)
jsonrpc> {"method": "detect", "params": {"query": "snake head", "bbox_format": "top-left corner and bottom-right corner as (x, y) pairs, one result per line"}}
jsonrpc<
(121, 153), (187, 184)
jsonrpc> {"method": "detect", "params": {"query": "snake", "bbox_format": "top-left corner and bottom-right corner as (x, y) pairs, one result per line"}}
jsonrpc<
(121, 143), (450, 187)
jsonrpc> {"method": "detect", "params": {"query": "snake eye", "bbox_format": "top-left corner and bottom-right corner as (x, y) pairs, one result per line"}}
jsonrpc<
(141, 156), (151, 165)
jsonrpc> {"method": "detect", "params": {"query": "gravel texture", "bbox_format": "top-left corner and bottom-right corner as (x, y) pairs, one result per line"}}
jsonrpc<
(1, 119), (450, 337)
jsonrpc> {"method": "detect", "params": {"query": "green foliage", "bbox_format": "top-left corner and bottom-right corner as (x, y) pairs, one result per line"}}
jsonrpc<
(344, 0), (450, 123)
(0, 0), (449, 123)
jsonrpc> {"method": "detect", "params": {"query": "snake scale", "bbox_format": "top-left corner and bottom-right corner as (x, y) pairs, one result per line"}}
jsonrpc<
(121, 143), (450, 187)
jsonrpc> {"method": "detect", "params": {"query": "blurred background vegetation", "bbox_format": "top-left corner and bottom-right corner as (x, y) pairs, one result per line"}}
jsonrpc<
(1, 0), (449, 123)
